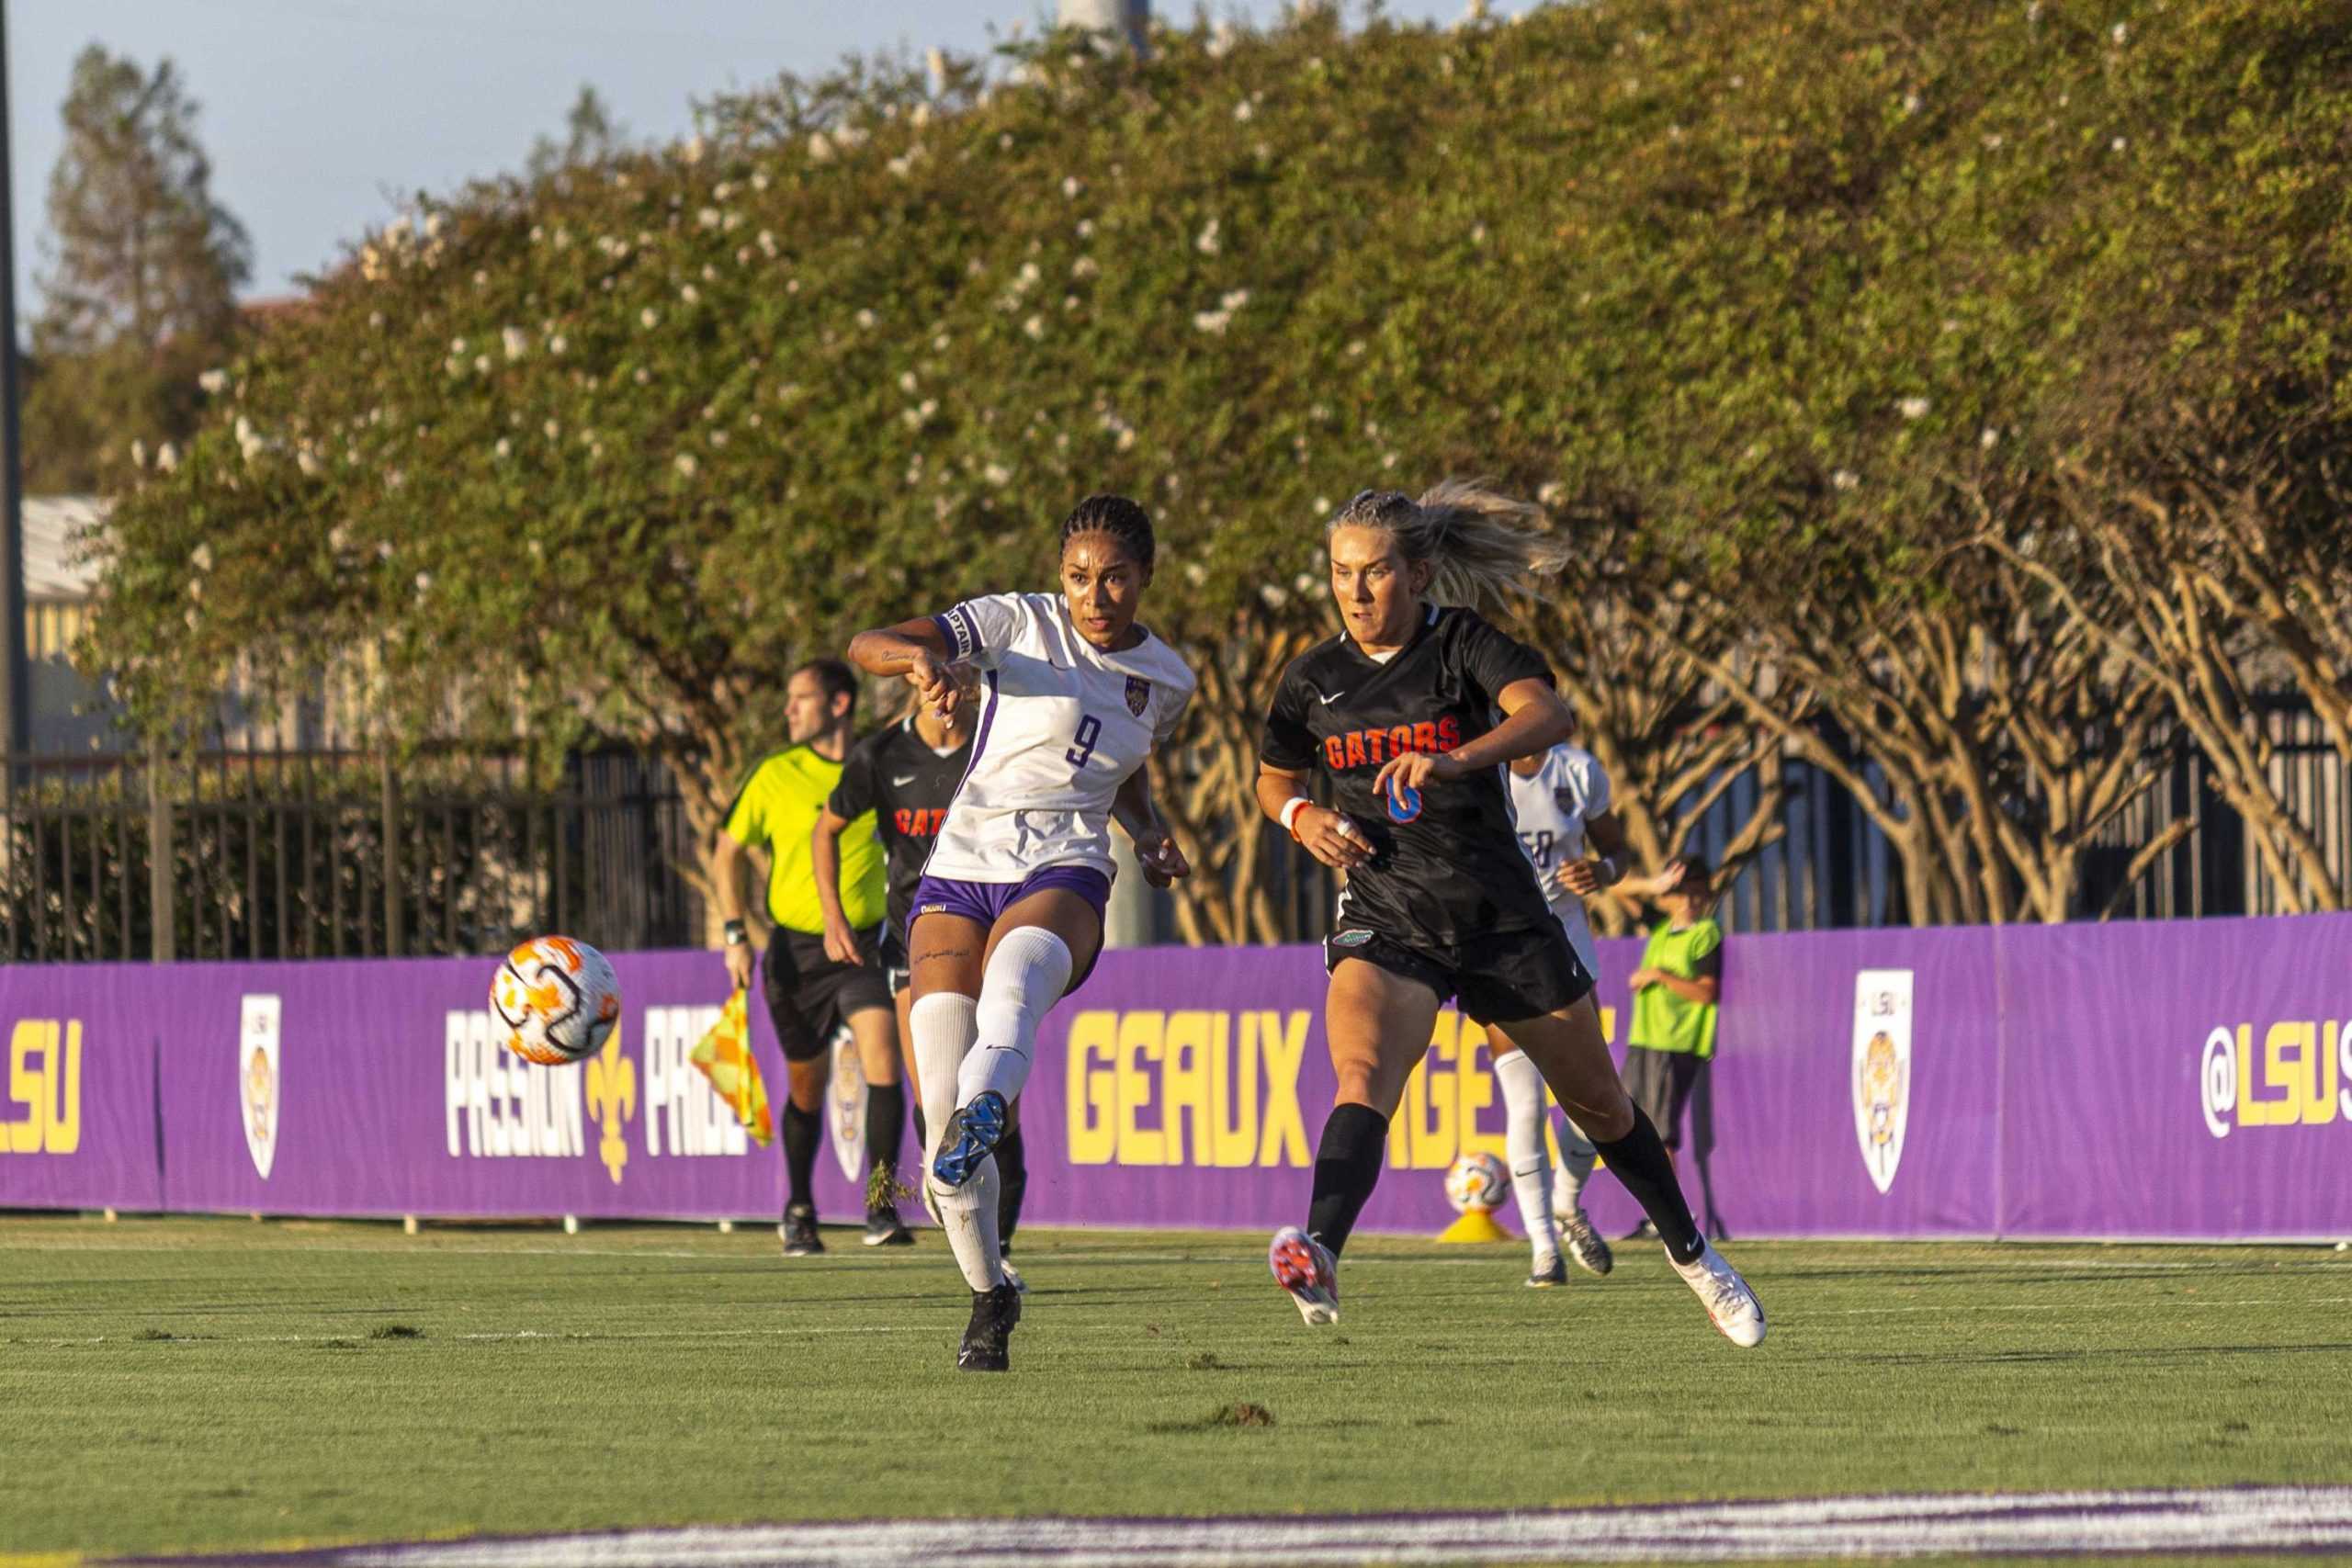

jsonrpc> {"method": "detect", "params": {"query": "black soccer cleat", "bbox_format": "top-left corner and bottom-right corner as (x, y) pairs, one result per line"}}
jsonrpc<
(780, 1203), (824, 1258)
(956, 1281), (1023, 1371)
(863, 1203), (914, 1247)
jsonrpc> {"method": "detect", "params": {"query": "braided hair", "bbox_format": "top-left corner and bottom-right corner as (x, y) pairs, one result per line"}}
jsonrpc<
(1059, 493), (1156, 573)
(1329, 479), (1567, 605)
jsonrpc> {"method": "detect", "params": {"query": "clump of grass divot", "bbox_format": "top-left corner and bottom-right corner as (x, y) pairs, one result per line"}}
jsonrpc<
(1210, 1402), (1274, 1427)
(369, 1324), (424, 1340)
(132, 1327), (174, 1341)
(1185, 1350), (1227, 1371)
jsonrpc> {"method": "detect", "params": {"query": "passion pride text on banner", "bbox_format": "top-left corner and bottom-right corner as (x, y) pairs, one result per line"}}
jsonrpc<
(3, 915), (2349, 1239)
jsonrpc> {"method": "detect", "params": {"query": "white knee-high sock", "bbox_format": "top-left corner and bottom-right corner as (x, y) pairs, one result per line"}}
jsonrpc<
(1495, 1048), (1558, 1260)
(910, 993), (977, 1143)
(955, 927), (1074, 1111)
(1555, 1121), (1598, 1217)
(910, 992), (1001, 1291)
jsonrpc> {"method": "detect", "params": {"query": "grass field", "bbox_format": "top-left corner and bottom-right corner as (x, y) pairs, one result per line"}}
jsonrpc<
(3, 1214), (2349, 1563)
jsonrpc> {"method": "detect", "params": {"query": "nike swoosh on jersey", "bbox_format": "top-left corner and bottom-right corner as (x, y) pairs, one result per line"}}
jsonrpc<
(890, 774), (919, 786)
(1308, 686), (1346, 705)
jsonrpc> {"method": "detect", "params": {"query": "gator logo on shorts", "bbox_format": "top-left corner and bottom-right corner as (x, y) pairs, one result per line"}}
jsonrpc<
(1125, 676), (1151, 716)
(1329, 929), (1374, 949)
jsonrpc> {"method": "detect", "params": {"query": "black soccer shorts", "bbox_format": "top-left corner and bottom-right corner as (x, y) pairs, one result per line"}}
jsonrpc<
(1323, 920), (1593, 1024)
(762, 926), (891, 1062)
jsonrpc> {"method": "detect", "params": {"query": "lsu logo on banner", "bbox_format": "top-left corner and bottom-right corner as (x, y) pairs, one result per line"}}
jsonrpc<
(1, 1017), (81, 1156)
(240, 995), (281, 1179)
(2199, 1018), (2349, 1138)
(1852, 970), (1913, 1195)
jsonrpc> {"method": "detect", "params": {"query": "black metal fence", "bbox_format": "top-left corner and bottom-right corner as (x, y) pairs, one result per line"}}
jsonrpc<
(4, 707), (2345, 963)
(0, 742), (700, 964)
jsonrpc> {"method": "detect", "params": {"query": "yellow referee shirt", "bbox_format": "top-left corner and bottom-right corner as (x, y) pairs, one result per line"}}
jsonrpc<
(722, 744), (887, 935)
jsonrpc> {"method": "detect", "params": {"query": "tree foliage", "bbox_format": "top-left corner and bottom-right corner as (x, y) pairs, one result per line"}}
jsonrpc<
(27, 46), (252, 494)
(84, 0), (2352, 933)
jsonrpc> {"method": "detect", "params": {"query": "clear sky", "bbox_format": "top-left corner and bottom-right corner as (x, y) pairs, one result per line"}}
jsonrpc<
(6, 0), (1499, 314)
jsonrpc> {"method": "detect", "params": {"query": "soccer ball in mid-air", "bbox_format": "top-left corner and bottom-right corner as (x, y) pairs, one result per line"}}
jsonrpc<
(492, 936), (622, 1065)
(1443, 1151), (1510, 1213)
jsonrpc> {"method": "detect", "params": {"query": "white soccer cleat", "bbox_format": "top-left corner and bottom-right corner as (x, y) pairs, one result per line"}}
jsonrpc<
(1672, 1242), (1766, 1347)
(999, 1258), (1026, 1296)
(1268, 1225), (1340, 1325)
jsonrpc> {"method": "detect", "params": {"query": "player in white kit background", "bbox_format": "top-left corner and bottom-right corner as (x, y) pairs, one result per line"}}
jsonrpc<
(846, 494), (1195, 1371)
(1498, 739), (1683, 1286)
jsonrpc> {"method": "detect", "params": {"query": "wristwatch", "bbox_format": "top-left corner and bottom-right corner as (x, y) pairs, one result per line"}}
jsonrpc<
(723, 919), (749, 947)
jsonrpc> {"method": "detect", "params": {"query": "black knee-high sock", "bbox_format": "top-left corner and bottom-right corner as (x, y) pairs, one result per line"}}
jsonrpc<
(996, 1125), (1028, 1247)
(781, 1102), (821, 1213)
(1305, 1103), (1389, 1257)
(865, 1082), (905, 1194)
(1593, 1105), (1703, 1264)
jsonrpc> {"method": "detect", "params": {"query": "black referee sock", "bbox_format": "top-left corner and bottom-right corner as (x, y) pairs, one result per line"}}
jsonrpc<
(1305, 1102), (1390, 1258)
(996, 1125), (1028, 1247)
(1592, 1105), (1704, 1265)
(865, 1082), (905, 1200)
(781, 1102), (821, 1213)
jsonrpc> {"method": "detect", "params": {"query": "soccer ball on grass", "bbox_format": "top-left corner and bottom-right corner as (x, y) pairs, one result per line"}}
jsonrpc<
(492, 936), (622, 1066)
(1443, 1151), (1510, 1213)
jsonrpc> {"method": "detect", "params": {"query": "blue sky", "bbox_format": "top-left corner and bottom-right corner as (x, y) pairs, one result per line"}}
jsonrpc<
(7, 0), (1499, 312)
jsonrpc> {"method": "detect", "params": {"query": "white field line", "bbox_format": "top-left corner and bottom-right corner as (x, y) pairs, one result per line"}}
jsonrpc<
(17, 1295), (2352, 1350)
(6, 1239), (2350, 1273)
(125, 1486), (2346, 1567)
(19, 1292), (2352, 1351)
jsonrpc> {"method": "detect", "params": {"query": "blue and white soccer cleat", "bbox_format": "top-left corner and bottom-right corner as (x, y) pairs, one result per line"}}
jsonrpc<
(1269, 1225), (1340, 1325)
(932, 1090), (1011, 1190)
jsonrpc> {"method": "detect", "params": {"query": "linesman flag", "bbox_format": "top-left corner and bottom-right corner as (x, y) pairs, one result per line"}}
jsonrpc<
(688, 987), (773, 1146)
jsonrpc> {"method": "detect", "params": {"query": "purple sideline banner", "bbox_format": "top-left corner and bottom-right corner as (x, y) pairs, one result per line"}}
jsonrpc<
(4, 916), (2349, 1240)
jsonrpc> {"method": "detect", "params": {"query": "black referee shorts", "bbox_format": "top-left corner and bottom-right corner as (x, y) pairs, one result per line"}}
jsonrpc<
(1323, 921), (1593, 1024)
(762, 926), (891, 1062)
(1623, 1045), (1706, 1148)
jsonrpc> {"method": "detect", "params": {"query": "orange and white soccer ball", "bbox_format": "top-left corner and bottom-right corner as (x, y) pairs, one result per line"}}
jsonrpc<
(1443, 1151), (1510, 1213)
(492, 936), (622, 1066)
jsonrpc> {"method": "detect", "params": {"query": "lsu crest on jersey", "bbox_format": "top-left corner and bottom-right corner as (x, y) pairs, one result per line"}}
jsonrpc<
(926, 592), (1194, 882)
(1506, 742), (1611, 976)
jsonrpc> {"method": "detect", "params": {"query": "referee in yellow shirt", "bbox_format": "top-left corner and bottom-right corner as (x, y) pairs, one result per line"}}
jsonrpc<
(715, 660), (904, 1256)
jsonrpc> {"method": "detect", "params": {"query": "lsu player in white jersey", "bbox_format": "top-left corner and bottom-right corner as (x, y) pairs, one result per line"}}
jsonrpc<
(846, 494), (1195, 1371)
(1497, 740), (1681, 1286)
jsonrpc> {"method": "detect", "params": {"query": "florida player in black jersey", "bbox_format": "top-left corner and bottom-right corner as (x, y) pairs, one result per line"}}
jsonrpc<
(1257, 482), (1765, 1347)
(813, 691), (1035, 1272)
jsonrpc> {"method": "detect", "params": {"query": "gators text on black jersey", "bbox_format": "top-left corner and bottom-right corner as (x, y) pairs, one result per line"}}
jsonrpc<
(827, 716), (974, 942)
(1260, 603), (1557, 950)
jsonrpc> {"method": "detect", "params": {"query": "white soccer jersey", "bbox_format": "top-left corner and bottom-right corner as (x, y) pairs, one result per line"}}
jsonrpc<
(1505, 742), (1611, 976)
(923, 592), (1195, 883)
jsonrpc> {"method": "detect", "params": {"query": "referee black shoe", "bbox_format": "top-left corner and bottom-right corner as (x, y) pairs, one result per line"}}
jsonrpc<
(863, 1203), (914, 1247)
(779, 1203), (824, 1258)
(956, 1281), (1023, 1371)
(932, 1090), (1010, 1190)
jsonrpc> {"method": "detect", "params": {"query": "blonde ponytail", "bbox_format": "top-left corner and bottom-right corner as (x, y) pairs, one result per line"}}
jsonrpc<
(1329, 479), (1567, 605)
